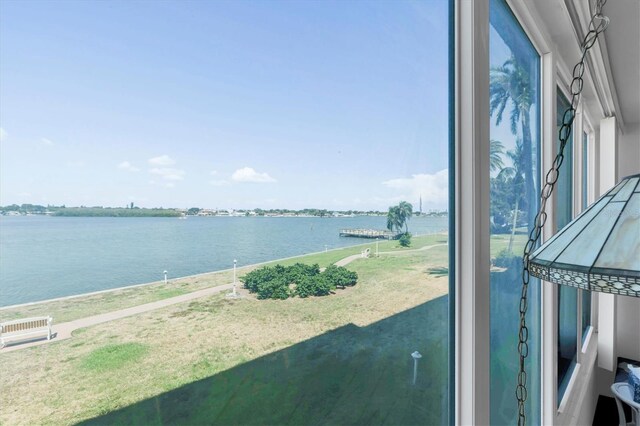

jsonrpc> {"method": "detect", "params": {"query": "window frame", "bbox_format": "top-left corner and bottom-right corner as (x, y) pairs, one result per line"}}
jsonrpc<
(579, 115), (595, 354)
(454, 0), (605, 424)
(555, 81), (579, 408)
(454, 0), (549, 423)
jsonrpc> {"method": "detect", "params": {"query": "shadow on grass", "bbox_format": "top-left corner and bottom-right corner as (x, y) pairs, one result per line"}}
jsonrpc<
(426, 267), (448, 278)
(79, 296), (449, 426)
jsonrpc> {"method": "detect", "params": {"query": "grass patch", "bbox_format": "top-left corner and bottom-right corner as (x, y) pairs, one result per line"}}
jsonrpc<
(156, 288), (187, 299)
(1, 233), (453, 425)
(81, 343), (149, 373)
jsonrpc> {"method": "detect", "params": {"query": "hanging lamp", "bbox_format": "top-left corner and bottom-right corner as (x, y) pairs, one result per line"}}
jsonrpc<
(528, 173), (640, 297)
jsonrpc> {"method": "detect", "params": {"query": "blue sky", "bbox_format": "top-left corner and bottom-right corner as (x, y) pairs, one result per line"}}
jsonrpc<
(0, 0), (449, 210)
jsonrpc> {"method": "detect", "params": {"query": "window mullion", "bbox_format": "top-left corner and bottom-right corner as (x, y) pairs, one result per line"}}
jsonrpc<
(454, 0), (490, 424)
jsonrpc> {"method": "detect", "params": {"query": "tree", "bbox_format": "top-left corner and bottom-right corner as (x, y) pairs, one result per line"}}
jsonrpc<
(490, 55), (536, 242)
(490, 139), (505, 173)
(399, 232), (412, 247)
(386, 201), (413, 234)
(504, 139), (526, 252)
(387, 206), (402, 233)
(398, 201), (413, 233)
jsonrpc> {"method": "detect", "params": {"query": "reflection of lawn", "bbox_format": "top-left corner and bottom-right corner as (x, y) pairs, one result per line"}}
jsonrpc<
(489, 234), (528, 258)
(0, 235), (450, 425)
(489, 249), (541, 425)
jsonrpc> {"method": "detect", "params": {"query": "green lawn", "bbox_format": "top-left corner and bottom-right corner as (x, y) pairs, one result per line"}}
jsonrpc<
(1, 235), (451, 425)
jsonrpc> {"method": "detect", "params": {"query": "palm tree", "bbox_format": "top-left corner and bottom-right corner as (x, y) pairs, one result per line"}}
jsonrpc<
(398, 201), (413, 233)
(387, 201), (414, 234)
(490, 139), (505, 173)
(387, 206), (402, 234)
(490, 56), (536, 240)
(505, 139), (525, 252)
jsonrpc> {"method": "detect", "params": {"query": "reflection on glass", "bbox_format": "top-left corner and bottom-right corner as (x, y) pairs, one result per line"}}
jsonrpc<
(556, 89), (577, 405)
(581, 132), (591, 343)
(583, 132), (589, 211)
(489, 0), (541, 423)
(582, 290), (592, 341)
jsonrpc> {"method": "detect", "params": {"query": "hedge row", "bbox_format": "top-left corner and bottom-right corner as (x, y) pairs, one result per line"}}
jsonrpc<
(241, 263), (357, 300)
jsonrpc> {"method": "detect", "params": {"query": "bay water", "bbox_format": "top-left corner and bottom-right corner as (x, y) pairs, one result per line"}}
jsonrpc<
(0, 215), (446, 307)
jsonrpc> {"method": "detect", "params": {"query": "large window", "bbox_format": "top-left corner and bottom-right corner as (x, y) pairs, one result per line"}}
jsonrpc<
(489, 0), (541, 423)
(556, 89), (577, 405)
(0, 1), (453, 424)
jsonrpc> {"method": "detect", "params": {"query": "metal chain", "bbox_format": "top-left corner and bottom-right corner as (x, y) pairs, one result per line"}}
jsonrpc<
(516, 2), (609, 425)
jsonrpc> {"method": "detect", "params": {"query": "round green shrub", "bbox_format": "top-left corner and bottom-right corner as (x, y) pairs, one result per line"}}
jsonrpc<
(399, 232), (412, 247)
(241, 263), (357, 300)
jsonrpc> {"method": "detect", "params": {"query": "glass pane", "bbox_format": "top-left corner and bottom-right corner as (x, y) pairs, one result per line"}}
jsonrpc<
(556, 89), (577, 405)
(531, 195), (610, 264)
(0, 1), (452, 424)
(489, 0), (541, 423)
(582, 290), (591, 342)
(581, 132), (591, 344)
(556, 202), (624, 267)
(612, 177), (640, 202)
(582, 132), (588, 211)
(594, 192), (640, 270)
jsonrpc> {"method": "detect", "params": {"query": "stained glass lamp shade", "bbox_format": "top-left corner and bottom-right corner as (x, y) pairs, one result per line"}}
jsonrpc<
(529, 173), (640, 297)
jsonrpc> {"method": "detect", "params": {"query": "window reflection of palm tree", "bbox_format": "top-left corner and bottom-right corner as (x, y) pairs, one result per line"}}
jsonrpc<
(490, 56), (535, 252)
(504, 139), (525, 252)
(491, 139), (505, 173)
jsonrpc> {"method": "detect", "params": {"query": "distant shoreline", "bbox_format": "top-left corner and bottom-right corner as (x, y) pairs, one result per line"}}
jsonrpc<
(1, 204), (448, 218)
(1, 212), (448, 219)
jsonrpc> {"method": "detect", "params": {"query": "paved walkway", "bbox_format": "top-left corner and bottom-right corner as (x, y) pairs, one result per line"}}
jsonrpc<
(378, 243), (448, 255)
(1, 243), (447, 353)
(1, 283), (233, 353)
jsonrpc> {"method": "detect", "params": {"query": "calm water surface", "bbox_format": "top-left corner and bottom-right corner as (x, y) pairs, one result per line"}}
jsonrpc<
(0, 215), (446, 306)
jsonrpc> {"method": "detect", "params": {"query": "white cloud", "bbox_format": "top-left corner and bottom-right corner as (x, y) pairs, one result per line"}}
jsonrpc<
(0, 128), (6, 142)
(66, 160), (85, 167)
(164, 182), (176, 188)
(41, 138), (54, 146)
(210, 179), (230, 187)
(148, 155), (176, 166)
(231, 167), (276, 183)
(117, 161), (140, 172)
(210, 170), (218, 176)
(149, 167), (185, 181)
(382, 169), (448, 207)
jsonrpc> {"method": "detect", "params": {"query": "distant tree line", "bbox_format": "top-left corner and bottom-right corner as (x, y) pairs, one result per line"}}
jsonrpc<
(242, 263), (358, 300)
(0, 204), (181, 217)
(52, 207), (181, 217)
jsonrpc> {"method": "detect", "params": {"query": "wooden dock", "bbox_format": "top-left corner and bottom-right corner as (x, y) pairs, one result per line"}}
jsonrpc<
(339, 229), (399, 239)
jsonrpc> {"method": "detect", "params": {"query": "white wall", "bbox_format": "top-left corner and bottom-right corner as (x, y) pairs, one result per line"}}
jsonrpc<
(616, 296), (640, 361)
(617, 123), (640, 178)
(616, 122), (640, 364)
